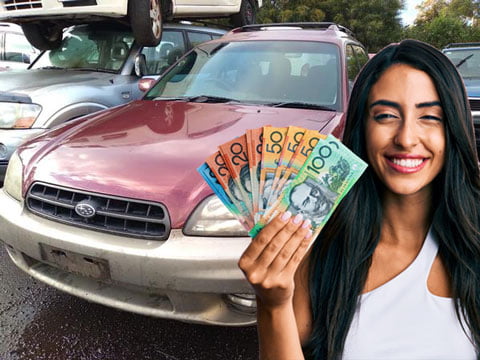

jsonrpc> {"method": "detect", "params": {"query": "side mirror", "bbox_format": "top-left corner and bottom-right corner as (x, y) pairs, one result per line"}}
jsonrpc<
(138, 77), (156, 92)
(134, 54), (147, 77)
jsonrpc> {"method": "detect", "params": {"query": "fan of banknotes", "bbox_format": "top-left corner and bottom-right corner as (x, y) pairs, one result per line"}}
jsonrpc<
(198, 126), (368, 238)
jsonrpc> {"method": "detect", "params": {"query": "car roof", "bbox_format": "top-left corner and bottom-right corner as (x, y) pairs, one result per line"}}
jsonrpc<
(443, 43), (480, 51)
(0, 22), (23, 33)
(63, 21), (227, 36)
(164, 22), (227, 35)
(220, 22), (362, 47)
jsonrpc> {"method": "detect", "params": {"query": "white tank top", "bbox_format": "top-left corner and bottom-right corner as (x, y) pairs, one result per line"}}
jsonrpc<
(343, 231), (477, 359)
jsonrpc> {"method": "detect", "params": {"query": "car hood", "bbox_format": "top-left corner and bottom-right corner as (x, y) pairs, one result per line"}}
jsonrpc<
(20, 100), (341, 229)
(0, 68), (121, 96)
(464, 78), (480, 98)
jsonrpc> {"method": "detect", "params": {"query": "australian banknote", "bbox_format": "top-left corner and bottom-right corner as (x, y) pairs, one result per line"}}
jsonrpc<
(197, 162), (251, 231)
(266, 126), (306, 209)
(205, 151), (254, 229)
(258, 126), (287, 218)
(219, 134), (254, 215)
(268, 129), (327, 204)
(249, 135), (368, 238)
(246, 127), (263, 221)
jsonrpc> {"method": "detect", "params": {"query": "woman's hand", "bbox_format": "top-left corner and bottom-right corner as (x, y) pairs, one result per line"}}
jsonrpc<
(238, 211), (313, 309)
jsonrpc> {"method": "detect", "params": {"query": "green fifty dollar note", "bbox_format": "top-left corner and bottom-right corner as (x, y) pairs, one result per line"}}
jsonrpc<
(249, 135), (367, 238)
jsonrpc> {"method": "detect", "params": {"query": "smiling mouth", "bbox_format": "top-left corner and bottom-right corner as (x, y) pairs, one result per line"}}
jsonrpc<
(386, 156), (427, 173)
(391, 158), (425, 168)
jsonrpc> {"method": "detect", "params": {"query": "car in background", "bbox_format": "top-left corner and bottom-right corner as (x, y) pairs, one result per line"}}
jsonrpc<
(0, 22), (368, 326)
(0, 22), (226, 182)
(0, 0), (261, 49)
(443, 43), (480, 156)
(0, 22), (38, 71)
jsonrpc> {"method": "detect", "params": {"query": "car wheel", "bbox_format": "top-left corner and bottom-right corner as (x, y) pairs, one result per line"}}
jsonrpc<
(129, 0), (163, 47)
(231, 0), (256, 27)
(21, 23), (63, 50)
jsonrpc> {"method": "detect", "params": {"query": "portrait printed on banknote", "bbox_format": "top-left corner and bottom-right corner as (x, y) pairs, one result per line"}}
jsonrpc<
(286, 177), (337, 226)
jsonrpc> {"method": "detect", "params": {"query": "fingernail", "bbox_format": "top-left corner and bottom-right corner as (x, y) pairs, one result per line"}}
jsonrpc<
(302, 219), (311, 228)
(305, 230), (312, 239)
(292, 213), (303, 224)
(280, 211), (292, 222)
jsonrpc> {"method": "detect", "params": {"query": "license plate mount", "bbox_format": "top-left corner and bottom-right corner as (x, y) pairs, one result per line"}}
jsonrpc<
(40, 244), (111, 280)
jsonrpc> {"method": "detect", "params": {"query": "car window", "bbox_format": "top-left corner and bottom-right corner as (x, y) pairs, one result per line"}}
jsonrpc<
(31, 26), (134, 72)
(146, 40), (342, 111)
(346, 44), (361, 92)
(352, 45), (368, 72)
(141, 30), (186, 75)
(4, 32), (35, 63)
(444, 48), (480, 79)
(187, 31), (213, 47)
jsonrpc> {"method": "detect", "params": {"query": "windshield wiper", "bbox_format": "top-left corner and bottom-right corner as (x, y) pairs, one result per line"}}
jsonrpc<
(37, 66), (64, 70)
(268, 101), (336, 111)
(456, 54), (474, 68)
(153, 95), (237, 103)
(187, 95), (237, 103)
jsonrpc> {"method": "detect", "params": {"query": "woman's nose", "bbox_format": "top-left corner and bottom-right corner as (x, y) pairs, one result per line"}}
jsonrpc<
(393, 119), (419, 149)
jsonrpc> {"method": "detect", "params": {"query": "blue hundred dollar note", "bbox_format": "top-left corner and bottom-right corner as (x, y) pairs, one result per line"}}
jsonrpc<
(249, 135), (368, 238)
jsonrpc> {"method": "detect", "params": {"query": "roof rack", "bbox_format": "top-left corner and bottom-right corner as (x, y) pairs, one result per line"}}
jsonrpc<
(444, 42), (480, 48)
(238, 22), (355, 38)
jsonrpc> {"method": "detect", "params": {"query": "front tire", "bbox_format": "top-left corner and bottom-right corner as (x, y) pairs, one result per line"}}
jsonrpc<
(129, 0), (163, 47)
(21, 23), (63, 50)
(231, 0), (256, 27)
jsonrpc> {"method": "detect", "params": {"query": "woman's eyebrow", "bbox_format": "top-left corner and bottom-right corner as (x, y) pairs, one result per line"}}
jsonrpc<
(369, 100), (442, 109)
(369, 100), (400, 109)
(416, 101), (442, 108)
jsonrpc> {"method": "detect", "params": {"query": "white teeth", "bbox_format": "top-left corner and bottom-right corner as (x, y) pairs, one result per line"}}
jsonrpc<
(391, 158), (423, 168)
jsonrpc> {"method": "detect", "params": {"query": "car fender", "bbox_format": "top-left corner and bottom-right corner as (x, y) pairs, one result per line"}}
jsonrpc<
(45, 102), (109, 128)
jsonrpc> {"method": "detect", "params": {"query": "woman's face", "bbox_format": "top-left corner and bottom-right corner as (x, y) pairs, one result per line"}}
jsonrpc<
(365, 63), (445, 197)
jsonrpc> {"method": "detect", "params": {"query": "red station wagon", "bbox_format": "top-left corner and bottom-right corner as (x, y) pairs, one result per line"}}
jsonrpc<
(0, 23), (368, 326)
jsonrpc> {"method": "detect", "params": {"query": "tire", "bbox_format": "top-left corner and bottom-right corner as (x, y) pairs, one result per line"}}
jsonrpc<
(231, 0), (256, 27)
(21, 23), (62, 50)
(129, 0), (163, 47)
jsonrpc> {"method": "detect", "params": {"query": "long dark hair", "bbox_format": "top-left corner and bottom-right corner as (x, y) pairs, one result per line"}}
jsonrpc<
(304, 39), (480, 359)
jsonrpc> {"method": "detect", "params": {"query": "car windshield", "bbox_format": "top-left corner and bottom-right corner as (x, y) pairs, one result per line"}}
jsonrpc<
(444, 48), (480, 79)
(145, 40), (342, 111)
(31, 25), (134, 72)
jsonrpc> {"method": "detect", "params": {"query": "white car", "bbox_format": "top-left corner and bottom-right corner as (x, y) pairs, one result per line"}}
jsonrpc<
(0, 0), (261, 49)
(0, 22), (38, 71)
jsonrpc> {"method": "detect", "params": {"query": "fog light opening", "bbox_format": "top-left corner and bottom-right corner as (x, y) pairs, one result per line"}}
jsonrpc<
(224, 293), (257, 314)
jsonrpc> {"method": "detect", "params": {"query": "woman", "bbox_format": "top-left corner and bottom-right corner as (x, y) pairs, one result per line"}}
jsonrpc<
(238, 39), (480, 359)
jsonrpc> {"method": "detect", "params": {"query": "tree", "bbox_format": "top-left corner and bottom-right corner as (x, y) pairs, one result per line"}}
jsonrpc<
(257, 0), (404, 51)
(405, 0), (480, 48)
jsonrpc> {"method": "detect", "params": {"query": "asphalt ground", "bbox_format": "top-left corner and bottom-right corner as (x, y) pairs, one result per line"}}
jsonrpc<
(0, 245), (259, 360)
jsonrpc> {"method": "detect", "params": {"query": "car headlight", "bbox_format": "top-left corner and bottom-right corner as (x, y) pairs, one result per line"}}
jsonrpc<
(184, 195), (248, 237)
(4, 151), (23, 201)
(0, 102), (42, 129)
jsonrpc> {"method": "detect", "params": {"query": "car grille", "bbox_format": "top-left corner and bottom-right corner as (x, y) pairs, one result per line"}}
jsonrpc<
(26, 182), (170, 240)
(3, 0), (42, 10)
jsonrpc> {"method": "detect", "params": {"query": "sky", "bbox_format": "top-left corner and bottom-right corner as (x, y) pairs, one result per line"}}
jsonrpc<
(399, 0), (423, 25)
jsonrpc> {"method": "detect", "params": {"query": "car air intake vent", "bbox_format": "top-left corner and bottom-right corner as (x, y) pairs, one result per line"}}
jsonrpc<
(26, 182), (170, 240)
(470, 99), (480, 112)
(4, 0), (42, 10)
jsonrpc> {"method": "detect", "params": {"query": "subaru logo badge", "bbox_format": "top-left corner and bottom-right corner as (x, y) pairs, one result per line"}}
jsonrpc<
(75, 201), (97, 219)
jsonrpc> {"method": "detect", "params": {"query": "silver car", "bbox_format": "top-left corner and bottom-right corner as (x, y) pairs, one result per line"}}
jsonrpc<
(0, 22), (226, 182)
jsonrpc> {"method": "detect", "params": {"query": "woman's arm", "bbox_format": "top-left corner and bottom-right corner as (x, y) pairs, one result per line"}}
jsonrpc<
(238, 212), (313, 360)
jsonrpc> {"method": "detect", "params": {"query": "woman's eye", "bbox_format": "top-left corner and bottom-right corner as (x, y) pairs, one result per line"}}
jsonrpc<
(373, 113), (398, 121)
(420, 115), (443, 121)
